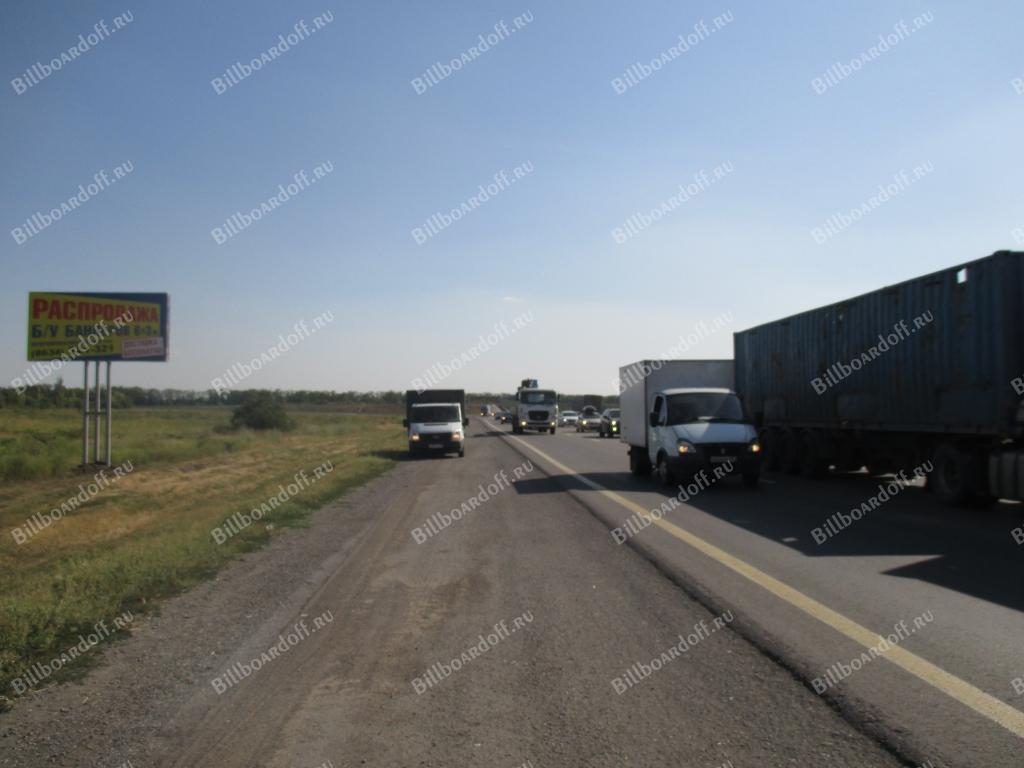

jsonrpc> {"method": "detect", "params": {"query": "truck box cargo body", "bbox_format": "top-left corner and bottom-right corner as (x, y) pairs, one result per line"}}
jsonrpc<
(733, 251), (1024, 504)
(404, 389), (468, 457)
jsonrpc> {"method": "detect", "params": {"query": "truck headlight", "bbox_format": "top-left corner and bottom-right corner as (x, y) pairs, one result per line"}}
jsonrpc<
(452, 431), (463, 441)
(410, 433), (421, 442)
(677, 441), (696, 455)
(520, 420), (527, 427)
(748, 441), (761, 453)
(581, 419), (588, 425)
(550, 421), (555, 426)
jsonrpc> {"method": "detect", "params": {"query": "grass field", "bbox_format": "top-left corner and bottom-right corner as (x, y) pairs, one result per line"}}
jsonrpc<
(0, 406), (405, 699)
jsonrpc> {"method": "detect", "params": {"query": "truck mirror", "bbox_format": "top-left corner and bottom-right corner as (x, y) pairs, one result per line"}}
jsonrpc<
(463, 418), (469, 427)
(402, 419), (408, 428)
(649, 413), (658, 427)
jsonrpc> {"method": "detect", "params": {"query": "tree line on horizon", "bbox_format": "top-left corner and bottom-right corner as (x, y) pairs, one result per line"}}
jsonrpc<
(0, 382), (618, 410)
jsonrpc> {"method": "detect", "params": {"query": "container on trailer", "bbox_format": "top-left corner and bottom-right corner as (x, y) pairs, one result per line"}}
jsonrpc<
(735, 252), (1024, 436)
(733, 250), (1024, 504)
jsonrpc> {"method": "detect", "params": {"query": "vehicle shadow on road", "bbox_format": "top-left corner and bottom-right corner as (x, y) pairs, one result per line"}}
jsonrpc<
(512, 467), (1024, 613)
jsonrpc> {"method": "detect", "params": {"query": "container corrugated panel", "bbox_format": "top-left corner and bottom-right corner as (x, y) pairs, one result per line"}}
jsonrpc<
(733, 251), (1024, 437)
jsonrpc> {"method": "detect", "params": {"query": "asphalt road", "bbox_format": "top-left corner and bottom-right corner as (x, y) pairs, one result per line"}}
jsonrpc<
(158, 416), (911, 767)
(487, 417), (1024, 768)
(7, 416), (1019, 767)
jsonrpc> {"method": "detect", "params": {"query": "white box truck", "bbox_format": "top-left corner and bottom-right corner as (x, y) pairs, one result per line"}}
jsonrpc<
(404, 389), (468, 457)
(619, 360), (761, 486)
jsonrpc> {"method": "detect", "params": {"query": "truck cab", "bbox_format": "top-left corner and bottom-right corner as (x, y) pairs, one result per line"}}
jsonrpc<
(513, 379), (558, 434)
(645, 388), (761, 486)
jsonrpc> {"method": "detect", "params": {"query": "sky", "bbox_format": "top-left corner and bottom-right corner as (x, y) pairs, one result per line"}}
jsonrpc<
(2, 0), (1022, 395)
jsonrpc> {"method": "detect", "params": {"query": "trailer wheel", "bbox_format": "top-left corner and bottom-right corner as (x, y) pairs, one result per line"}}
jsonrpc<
(760, 429), (782, 472)
(781, 429), (802, 474)
(932, 443), (973, 506)
(799, 431), (829, 478)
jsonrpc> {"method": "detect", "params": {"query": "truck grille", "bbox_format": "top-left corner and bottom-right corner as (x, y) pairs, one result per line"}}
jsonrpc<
(528, 410), (548, 421)
(700, 443), (745, 457)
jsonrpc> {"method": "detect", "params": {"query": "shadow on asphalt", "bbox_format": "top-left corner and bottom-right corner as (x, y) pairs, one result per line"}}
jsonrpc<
(511, 465), (1024, 613)
(368, 449), (464, 461)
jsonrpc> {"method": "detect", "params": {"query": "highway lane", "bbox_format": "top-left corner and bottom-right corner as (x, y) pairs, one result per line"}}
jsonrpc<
(483, 418), (1024, 767)
(157, 417), (904, 768)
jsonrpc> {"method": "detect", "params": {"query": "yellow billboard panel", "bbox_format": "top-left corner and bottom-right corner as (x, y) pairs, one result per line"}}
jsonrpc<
(27, 292), (169, 362)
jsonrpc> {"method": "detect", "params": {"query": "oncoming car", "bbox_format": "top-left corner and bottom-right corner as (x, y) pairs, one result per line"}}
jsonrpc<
(558, 410), (579, 427)
(576, 406), (602, 433)
(598, 408), (620, 438)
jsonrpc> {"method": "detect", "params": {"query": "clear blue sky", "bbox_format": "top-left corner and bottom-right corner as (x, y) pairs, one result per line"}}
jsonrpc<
(2, 0), (1022, 394)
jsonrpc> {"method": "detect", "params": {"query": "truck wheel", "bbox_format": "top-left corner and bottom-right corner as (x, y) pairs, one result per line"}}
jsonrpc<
(932, 443), (973, 506)
(459, 448), (465, 457)
(656, 454), (676, 487)
(550, 427), (556, 435)
(630, 448), (652, 476)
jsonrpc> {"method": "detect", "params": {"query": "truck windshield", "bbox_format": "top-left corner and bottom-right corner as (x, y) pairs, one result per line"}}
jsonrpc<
(520, 391), (556, 405)
(411, 405), (460, 423)
(665, 393), (746, 425)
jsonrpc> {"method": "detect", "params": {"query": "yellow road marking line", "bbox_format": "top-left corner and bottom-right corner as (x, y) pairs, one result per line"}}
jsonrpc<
(485, 420), (1024, 739)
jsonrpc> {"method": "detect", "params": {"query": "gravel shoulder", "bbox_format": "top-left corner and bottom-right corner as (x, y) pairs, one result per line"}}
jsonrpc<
(1, 423), (907, 767)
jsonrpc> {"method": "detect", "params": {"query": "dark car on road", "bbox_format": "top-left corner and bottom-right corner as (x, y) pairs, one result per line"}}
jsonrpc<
(598, 408), (620, 438)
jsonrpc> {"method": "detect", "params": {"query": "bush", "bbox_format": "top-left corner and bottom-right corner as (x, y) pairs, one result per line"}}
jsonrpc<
(230, 394), (292, 431)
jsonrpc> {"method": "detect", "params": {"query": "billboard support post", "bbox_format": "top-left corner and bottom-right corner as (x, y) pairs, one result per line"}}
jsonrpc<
(93, 362), (101, 463)
(82, 361), (90, 467)
(105, 362), (112, 466)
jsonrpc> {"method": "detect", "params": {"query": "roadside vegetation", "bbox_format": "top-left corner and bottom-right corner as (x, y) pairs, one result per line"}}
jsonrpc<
(0, 404), (404, 698)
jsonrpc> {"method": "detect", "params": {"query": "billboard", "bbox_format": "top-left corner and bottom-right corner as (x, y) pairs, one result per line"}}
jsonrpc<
(27, 292), (169, 362)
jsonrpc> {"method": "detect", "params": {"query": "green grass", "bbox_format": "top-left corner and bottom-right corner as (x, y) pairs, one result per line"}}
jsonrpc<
(0, 406), (404, 698)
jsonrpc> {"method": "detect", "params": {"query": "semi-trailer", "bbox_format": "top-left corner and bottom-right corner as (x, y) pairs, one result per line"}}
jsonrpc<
(733, 250), (1024, 505)
(404, 389), (468, 457)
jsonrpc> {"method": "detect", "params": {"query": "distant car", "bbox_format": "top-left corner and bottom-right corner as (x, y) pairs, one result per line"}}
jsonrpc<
(558, 410), (579, 427)
(497, 410), (512, 424)
(598, 408), (621, 438)
(576, 406), (602, 432)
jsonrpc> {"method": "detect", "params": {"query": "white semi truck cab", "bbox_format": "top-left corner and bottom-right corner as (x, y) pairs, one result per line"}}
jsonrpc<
(513, 378), (558, 434)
